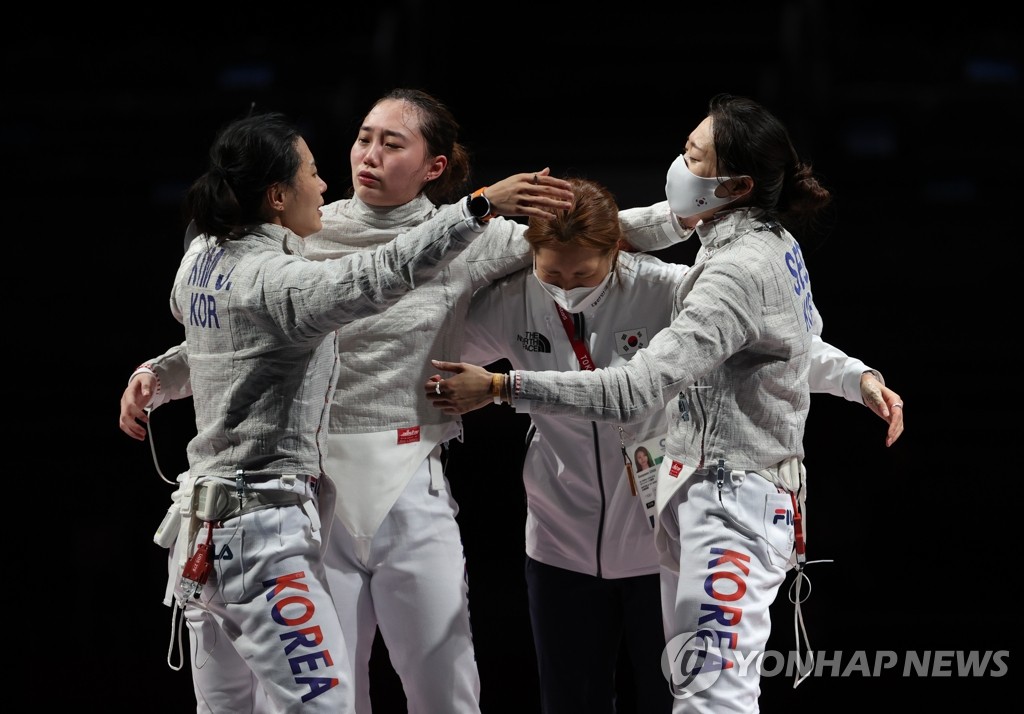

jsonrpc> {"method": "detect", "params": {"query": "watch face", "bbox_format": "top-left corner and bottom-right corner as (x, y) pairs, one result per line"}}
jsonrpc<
(469, 194), (490, 218)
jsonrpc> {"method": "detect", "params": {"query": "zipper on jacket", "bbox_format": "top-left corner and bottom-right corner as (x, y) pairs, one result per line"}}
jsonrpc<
(590, 421), (606, 579)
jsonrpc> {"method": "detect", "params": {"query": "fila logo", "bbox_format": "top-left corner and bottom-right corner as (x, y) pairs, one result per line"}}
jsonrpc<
(772, 508), (793, 525)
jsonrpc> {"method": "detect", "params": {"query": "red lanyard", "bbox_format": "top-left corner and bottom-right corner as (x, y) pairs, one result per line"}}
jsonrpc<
(555, 304), (595, 371)
(555, 303), (637, 496)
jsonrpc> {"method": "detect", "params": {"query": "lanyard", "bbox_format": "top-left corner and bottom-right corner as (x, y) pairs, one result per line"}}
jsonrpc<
(554, 303), (637, 496)
(555, 303), (595, 370)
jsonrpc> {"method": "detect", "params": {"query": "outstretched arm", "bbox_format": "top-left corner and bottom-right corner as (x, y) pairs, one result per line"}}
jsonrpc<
(430, 349), (906, 447)
(810, 335), (904, 447)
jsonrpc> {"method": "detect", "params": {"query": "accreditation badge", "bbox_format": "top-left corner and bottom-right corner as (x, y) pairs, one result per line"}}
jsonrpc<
(630, 434), (666, 530)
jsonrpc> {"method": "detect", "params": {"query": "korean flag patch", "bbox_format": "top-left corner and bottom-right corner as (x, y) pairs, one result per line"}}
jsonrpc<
(616, 327), (648, 355)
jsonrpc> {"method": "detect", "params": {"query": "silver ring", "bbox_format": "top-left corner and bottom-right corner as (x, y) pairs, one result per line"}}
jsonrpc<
(435, 381), (442, 396)
(891, 403), (903, 409)
(532, 174), (539, 185)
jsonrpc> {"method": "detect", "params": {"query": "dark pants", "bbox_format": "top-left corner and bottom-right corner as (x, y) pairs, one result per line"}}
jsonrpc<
(525, 556), (673, 714)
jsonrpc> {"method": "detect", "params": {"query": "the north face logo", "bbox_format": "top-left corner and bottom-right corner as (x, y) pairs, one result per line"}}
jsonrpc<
(517, 332), (551, 353)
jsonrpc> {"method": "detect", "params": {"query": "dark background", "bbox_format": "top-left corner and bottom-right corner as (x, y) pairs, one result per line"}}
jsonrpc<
(18, 3), (1017, 712)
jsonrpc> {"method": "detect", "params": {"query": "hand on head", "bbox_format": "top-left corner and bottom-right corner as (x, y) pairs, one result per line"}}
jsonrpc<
(484, 168), (574, 219)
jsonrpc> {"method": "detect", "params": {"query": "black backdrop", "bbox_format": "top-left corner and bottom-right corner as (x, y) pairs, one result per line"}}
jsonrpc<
(19, 3), (1018, 712)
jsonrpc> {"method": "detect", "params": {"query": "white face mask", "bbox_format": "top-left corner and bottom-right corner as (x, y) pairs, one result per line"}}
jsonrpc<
(533, 270), (613, 314)
(665, 154), (744, 218)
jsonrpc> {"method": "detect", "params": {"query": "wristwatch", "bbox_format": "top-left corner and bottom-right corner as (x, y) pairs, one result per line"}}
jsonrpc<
(466, 188), (493, 223)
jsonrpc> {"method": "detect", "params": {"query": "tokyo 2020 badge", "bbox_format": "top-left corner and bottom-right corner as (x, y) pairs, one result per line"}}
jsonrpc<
(661, 631), (728, 699)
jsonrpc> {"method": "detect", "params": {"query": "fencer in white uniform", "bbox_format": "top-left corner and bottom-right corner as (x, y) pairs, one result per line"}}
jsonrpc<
(165, 112), (493, 713)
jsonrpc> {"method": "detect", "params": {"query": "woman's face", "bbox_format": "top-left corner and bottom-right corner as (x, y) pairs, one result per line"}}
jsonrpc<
(677, 116), (724, 228)
(636, 449), (650, 469)
(533, 244), (614, 290)
(683, 116), (718, 180)
(278, 137), (327, 238)
(349, 99), (446, 208)
(675, 115), (750, 229)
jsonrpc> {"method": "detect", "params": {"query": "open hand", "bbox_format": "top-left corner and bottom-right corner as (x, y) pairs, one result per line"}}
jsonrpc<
(424, 359), (497, 415)
(119, 372), (157, 440)
(860, 373), (904, 447)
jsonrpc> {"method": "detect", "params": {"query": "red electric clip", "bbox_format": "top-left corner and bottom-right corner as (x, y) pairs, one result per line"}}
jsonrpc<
(180, 521), (215, 600)
(790, 492), (806, 569)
